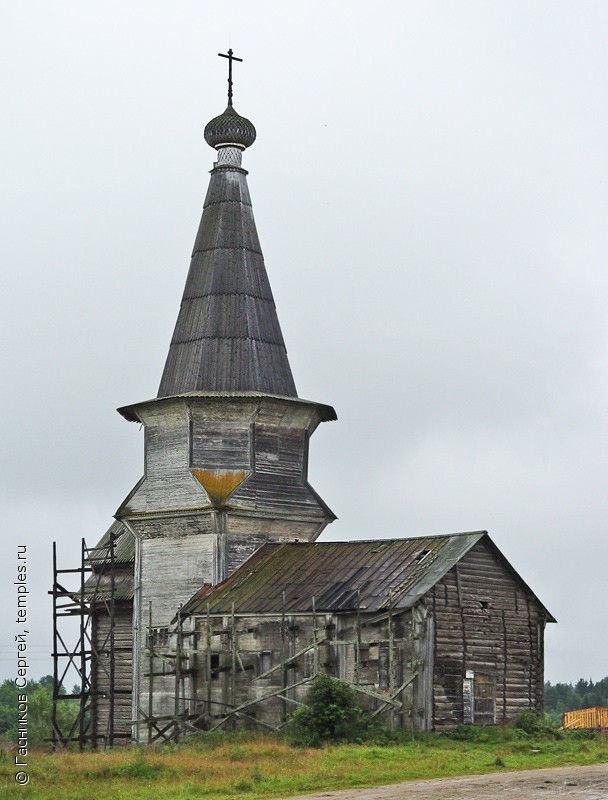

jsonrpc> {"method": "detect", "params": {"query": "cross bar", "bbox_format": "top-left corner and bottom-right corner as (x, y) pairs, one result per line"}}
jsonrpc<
(218, 48), (243, 106)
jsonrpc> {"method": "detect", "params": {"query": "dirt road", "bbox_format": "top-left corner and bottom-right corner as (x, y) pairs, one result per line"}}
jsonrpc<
(281, 763), (608, 799)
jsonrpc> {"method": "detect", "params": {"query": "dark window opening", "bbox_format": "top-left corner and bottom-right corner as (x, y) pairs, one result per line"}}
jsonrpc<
(210, 653), (220, 680)
(151, 627), (169, 648)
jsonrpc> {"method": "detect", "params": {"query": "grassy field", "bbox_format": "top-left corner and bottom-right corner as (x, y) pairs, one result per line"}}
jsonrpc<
(1, 730), (607, 800)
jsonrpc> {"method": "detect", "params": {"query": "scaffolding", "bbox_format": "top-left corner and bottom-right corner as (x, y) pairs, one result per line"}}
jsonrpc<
(50, 532), (119, 749)
(135, 592), (420, 741)
(126, 603), (206, 743)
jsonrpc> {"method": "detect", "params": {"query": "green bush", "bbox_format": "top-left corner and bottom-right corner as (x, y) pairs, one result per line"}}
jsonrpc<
(443, 713), (569, 743)
(514, 710), (562, 739)
(285, 673), (371, 747)
(564, 728), (597, 741)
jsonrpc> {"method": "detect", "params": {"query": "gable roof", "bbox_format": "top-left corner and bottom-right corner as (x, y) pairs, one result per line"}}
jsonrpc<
(180, 532), (553, 620)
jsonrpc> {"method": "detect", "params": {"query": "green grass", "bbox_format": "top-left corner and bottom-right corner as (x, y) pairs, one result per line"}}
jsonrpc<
(1, 730), (606, 800)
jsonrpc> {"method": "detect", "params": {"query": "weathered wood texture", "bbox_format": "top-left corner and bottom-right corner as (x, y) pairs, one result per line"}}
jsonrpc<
(170, 536), (551, 735)
(431, 539), (546, 729)
(138, 532), (215, 626)
(121, 394), (335, 740)
(119, 397), (333, 528)
(90, 601), (133, 745)
(185, 608), (422, 732)
(412, 604), (434, 731)
(157, 158), (298, 398)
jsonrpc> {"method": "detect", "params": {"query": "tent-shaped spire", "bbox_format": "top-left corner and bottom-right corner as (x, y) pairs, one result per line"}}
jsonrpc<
(158, 64), (296, 398)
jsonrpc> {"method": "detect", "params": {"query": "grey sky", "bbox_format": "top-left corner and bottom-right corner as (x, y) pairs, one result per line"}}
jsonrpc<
(1, 1), (606, 685)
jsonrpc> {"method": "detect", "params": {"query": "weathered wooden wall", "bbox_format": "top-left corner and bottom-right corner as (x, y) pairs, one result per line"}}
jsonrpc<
(186, 607), (426, 732)
(122, 395), (335, 741)
(91, 601), (133, 745)
(176, 539), (549, 735)
(431, 539), (546, 729)
(120, 397), (333, 531)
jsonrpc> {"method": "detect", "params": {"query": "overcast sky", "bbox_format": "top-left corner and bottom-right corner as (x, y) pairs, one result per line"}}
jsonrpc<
(1, 1), (606, 686)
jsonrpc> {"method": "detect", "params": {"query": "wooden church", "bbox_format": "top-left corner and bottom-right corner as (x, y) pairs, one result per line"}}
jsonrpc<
(53, 53), (554, 747)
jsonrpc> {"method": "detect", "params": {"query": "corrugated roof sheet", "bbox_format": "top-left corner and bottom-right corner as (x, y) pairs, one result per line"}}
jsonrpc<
(88, 520), (135, 564)
(84, 570), (134, 602)
(83, 521), (135, 601)
(182, 532), (488, 616)
(157, 160), (297, 398)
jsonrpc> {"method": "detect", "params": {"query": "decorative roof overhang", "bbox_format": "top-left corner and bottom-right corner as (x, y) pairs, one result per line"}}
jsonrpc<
(117, 391), (337, 423)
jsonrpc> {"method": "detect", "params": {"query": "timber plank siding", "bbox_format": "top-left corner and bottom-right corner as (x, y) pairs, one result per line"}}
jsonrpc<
(157, 150), (298, 399)
(431, 539), (546, 729)
(81, 80), (553, 746)
(120, 396), (335, 741)
(91, 602), (133, 745)
(174, 535), (552, 736)
(188, 609), (422, 733)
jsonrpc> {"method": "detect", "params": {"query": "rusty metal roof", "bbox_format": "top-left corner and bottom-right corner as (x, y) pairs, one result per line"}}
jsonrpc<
(181, 532), (485, 615)
(181, 532), (555, 620)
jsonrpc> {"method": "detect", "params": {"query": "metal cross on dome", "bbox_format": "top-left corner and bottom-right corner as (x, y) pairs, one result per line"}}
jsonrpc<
(218, 48), (243, 106)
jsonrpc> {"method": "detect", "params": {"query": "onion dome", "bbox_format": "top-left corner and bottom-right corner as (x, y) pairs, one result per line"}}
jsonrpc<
(204, 105), (256, 150)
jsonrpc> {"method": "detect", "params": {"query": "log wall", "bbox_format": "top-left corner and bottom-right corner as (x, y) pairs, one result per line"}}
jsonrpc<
(431, 539), (546, 729)
(91, 601), (133, 745)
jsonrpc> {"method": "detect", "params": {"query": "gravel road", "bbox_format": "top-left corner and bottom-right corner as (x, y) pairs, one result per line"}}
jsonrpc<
(280, 763), (608, 800)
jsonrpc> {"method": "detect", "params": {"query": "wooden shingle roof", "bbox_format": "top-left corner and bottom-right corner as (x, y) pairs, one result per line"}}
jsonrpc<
(157, 157), (297, 398)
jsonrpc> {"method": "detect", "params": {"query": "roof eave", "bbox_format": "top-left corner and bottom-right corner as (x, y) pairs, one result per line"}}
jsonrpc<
(117, 392), (337, 423)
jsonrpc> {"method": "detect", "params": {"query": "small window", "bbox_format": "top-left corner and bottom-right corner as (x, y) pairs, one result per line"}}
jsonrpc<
(210, 653), (220, 680)
(259, 651), (272, 675)
(150, 627), (169, 648)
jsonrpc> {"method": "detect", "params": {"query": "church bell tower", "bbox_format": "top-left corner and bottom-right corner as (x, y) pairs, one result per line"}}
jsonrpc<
(116, 51), (336, 731)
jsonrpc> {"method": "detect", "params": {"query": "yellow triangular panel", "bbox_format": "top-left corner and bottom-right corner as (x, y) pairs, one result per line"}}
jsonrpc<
(192, 469), (250, 509)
